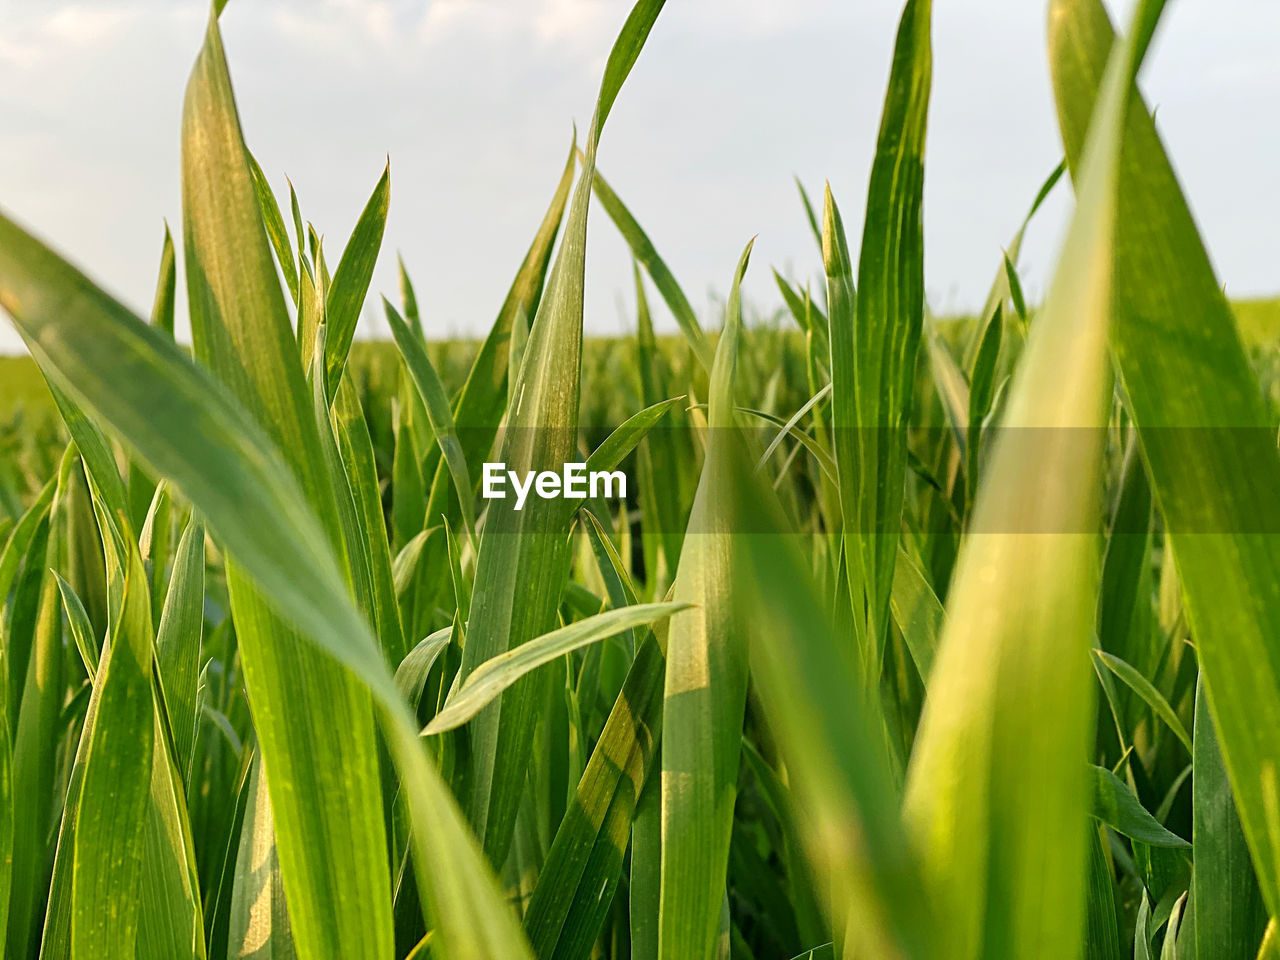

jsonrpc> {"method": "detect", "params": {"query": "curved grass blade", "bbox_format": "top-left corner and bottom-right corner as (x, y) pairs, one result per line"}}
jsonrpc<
(590, 165), (713, 371)
(1091, 765), (1188, 848)
(427, 602), (687, 735)
(0, 193), (537, 960)
(1093, 649), (1191, 754)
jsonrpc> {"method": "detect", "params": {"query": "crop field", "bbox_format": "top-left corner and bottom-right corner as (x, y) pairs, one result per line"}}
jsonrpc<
(3, 0), (1280, 959)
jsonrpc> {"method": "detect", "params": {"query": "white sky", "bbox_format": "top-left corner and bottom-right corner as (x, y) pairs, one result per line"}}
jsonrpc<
(1, 0), (1277, 354)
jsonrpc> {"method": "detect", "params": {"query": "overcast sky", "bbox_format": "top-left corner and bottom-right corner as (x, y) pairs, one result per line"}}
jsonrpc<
(1, 0), (1277, 354)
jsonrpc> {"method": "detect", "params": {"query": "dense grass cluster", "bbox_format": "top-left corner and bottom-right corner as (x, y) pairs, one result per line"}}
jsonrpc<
(3, 0), (1280, 958)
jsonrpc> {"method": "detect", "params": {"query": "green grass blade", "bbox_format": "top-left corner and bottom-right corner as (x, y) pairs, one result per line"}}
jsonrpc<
(1193, 679), (1267, 958)
(384, 298), (477, 541)
(525, 626), (668, 960)
(889, 545), (942, 681)
(247, 151), (299, 307)
(727, 457), (937, 959)
(901, 3), (1165, 955)
(657, 239), (753, 960)
(422, 137), (576, 529)
(228, 753), (297, 959)
(459, 0), (669, 866)
(154, 515), (205, 776)
(965, 303), (1002, 507)
(427, 602), (687, 735)
(334, 376), (407, 663)
(590, 165), (713, 371)
(54, 570), (100, 679)
(1050, 0), (1280, 919)
(1091, 765), (1189, 848)
(844, 0), (932, 671)
(71, 550), (154, 958)
(1094, 650), (1191, 754)
(151, 222), (178, 335)
(181, 14), (394, 956)
(0, 201), (536, 960)
(6, 497), (60, 959)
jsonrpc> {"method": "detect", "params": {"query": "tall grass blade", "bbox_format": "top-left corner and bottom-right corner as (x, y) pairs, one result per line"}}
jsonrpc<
(657, 239), (753, 960)
(458, 0), (670, 866)
(901, 3), (1165, 956)
(1050, 0), (1280, 918)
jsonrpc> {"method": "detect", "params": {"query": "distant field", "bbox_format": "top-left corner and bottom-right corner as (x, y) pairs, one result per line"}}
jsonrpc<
(5, 297), (1278, 425)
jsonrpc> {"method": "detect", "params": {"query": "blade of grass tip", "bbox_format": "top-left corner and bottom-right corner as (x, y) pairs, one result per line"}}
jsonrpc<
(902, 2), (1167, 956)
(423, 134), (576, 531)
(658, 238), (754, 960)
(384, 297), (477, 543)
(394, 626), (452, 710)
(1051, 0), (1280, 920)
(589, 163), (714, 371)
(443, 517), (471, 626)
(53, 570), (100, 678)
(795, 176), (824, 257)
(846, 0), (932, 682)
(0, 186), (537, 960)
(398, 253), (423, 337)
(325, 161), (390, 394)
(460, 0), (670, 867)
(965, 302), (1002, 508)
(725, 448), (937, 959)
(966, 160), (1066, 360)
(1091, 765), (1189, 848)
(426, 602), (688, 735)
(756, 383), (832, 472)
(247, 150), (299, 307)
(1093, 650), (1192, 754)
(129, 226), (179, 529)
(1194, 678), (1268, 959)
(151, 222), (177, 336)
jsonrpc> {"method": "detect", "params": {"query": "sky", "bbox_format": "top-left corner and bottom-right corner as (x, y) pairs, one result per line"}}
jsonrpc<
(1, 0), (1277, 354)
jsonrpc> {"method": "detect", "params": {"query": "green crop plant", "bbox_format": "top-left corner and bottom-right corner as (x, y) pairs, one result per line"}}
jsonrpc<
(0, 0), (1277, 958)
